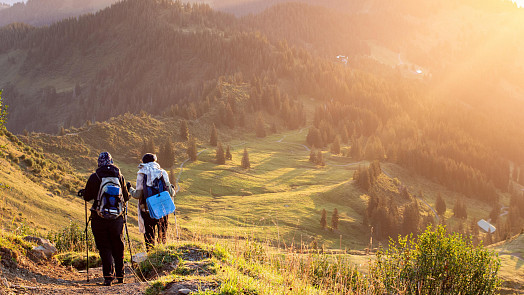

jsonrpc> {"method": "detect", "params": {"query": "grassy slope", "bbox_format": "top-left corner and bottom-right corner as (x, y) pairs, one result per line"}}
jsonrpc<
(175, 129), (369, 249)
(0, 134), (85, 233)
(3, 119), (522, 289)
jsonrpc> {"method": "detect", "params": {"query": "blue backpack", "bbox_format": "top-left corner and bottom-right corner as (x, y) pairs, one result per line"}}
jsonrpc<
(143, 174), (175, 219)
(95, 175), (124, 219)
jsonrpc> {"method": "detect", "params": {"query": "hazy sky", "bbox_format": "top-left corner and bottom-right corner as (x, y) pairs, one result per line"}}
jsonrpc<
(2, 0), (26, 4)
(1, 0), (523, 7)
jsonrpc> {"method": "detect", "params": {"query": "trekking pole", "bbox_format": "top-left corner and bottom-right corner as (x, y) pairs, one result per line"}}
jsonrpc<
(124, 203), (134, 265)
(79, 189), (89, 283)
(174, 211), (179, 241)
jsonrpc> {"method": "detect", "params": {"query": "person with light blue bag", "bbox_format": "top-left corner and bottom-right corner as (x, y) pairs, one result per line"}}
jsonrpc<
(127, 153), (176, 251)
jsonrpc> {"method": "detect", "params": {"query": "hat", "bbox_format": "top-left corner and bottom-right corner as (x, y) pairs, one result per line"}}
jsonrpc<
(142, 153), (157, 163)
(98, 152), (113, 167)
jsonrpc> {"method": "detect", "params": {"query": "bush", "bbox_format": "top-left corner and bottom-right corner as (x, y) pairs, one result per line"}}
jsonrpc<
(47, 221), (96, 253)
(372, 225), (501, 294)
(56, 252), (101, 269)
(138, 245), (180, 276)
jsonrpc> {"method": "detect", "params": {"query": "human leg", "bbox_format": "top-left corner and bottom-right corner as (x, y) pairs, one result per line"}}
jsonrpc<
(91, 218), (115, 282)
(141, 211), (158, 251)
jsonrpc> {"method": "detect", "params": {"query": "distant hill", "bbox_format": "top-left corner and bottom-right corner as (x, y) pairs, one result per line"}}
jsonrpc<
(0, 0), (118, 27)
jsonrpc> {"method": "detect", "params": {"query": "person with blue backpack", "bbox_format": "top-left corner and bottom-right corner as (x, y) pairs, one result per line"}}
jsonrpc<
(127, 153), (176, 251)
(83, 152), (129, 286)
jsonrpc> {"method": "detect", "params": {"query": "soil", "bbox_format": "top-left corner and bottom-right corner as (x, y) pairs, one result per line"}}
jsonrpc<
(0, 246), (221, 295)
(0, 253), (146, 295)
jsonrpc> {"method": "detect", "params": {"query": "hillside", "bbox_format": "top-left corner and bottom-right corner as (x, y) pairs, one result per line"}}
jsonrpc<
(0, 129), (85, 232)
(0, 1), (523, 292)
(0, 0), (118, 27)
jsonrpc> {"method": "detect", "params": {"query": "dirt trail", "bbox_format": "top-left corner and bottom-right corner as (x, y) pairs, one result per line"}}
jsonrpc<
(1, 260), (146, 295)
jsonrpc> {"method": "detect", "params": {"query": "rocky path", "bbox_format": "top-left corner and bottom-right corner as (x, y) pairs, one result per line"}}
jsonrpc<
(1, 260), (146, 295)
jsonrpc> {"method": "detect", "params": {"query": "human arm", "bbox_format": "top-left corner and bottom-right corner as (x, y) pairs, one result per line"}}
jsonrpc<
(128, 173), (144, 199)
(83, 173), (100, 202)
(120, 174), (130, 202)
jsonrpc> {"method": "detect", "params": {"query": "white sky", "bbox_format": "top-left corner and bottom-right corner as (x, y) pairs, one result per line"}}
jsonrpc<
(513, 0), (524, 7)
(1, 0), (524, 6)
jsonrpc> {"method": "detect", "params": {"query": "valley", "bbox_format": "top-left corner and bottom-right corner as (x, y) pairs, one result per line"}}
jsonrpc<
(0, 0), (523, 294)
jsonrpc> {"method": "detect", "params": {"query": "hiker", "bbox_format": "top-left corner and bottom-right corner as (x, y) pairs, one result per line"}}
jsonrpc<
(127, 153), (176, 251)
(83, 152), (129, 286)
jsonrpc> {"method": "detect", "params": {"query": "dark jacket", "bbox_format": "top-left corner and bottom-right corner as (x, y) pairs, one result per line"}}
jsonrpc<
(84, 165), (130, 218)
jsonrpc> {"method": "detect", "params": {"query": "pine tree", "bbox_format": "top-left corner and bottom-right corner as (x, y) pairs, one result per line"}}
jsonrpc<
(350, 136), (361, 160)
(159, 140), (175, 168)
(401, 200), (420, 235)
(241, 148), (250, 169)
(216, 142), (225, 164)
(210, 123), (218, 147)
(435, 193), (446, 216)
(180, 120), (189, 141)
(331, 208), (339, 230)
(453, 199), (468, 219)
(255, 114), (266, 138)
(225, 145), (232, 160)
(320, 209), (327, 229)
(225, 104), (235, 129)
(353, 167), (360, 182)
(309, 149), (317, 163)
(316, 150), (325, 166)
(330, 136), (341, 154)
(359, 168), (371, 191)
(187, 137), (197, 161)
(270, 123), (277, 134)
(306, 127), (323, 148)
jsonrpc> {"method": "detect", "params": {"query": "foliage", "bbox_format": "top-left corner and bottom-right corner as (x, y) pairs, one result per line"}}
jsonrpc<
(372, 225), (501, 294)
(47, 221), (96, 252)
(56, 252), (101, 269)
(216, 142), (225, 165)
(180, 120), (189, 141)
(138, 244), (181, 276)
(453, 198), (468, 219)
(331, 208), (339, 230)
(0, 230), (33, 257)
(0, 90), (7, 130)
(435, 193), (446, 216)
(210, 123), (218, 147)
(241, 148), (250, 169)
(159, 140), (175, 168)
(255, 114), (266, 138)
(320, 209), (327, 230)
(225, 145), (232, 160)
(187, 137), (198, 161)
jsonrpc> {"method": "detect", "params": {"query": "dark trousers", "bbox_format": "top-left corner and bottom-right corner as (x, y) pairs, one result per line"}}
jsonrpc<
(91, 215), (125, 280)
(158, 214), (168, 244)
(141, 211), (168, 251)
(141, 210), (159, 251)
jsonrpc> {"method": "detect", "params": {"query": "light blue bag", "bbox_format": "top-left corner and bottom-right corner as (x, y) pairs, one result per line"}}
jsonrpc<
(146, 191), (175, 219)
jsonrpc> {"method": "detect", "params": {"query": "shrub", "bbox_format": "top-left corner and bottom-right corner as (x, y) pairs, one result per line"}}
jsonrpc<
(56, 252), (101, 269)
(47, 221), (96, 253)
(372, 225), (501, 294)
(25, 158), (33, 167)
(138, 245), (180, 276)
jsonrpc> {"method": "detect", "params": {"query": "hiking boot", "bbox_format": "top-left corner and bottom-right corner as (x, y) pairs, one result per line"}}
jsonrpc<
(116, 277), (124, 284)
(103, 278), (113, 286)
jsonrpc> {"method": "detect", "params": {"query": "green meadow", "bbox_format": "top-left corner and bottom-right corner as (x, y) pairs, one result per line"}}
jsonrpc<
(153, 129), (370, 250)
